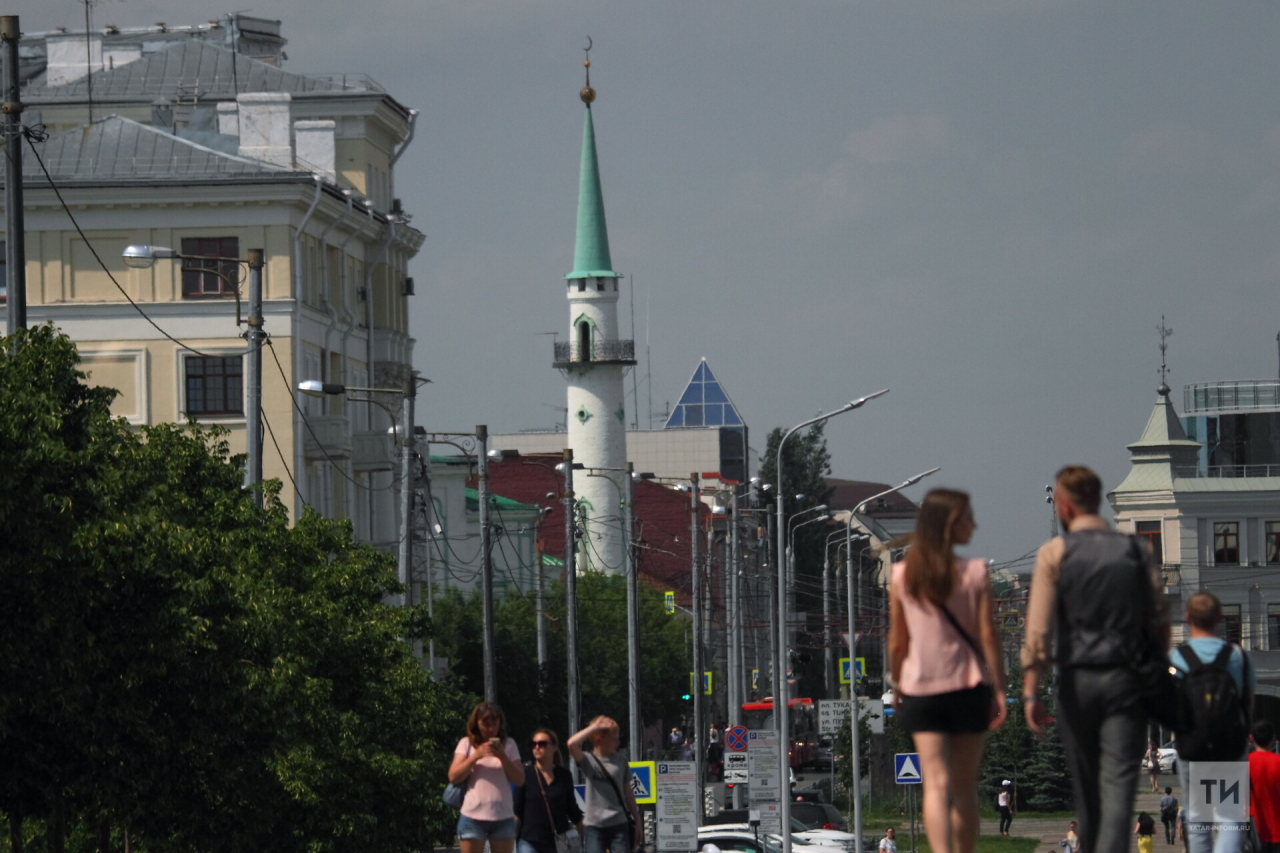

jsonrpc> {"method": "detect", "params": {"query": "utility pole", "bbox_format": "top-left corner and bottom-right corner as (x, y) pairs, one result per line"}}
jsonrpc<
(3, 15), (26, 342)
(478, 424), (495, 702)
(536, 528), (548, 671)
(244, 249), (265, 507)
(823, 547), (832, 699)
(625, 462), (641, 760)
(397, 374), (417, 608)
(690, 472), (704, 818)
(564, 448), (580, 778)
(765, 512), (776, 697)
(729, 486), (743, 810)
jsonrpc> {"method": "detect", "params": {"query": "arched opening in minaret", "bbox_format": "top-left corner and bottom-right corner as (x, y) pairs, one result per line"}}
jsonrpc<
(577, 320), (592, 361)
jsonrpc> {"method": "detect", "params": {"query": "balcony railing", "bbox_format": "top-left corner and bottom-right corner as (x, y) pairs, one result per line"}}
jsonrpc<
(1184, 379), (1280, 415)
(1174, 464), (1280, 479)
(553, 339), (637, 368)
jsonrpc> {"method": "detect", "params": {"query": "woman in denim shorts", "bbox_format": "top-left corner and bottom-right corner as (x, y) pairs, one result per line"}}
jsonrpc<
(449, 701), (526, 853)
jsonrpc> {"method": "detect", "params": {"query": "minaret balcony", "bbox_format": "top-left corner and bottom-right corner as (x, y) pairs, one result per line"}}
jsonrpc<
(553, 339), (637, 368)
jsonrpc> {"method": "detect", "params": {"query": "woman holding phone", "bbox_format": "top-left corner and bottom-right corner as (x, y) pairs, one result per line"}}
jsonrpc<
(449, 701), (526, 853)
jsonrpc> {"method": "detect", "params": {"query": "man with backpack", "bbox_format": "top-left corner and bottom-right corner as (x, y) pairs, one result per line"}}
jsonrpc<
(1021, 465), (1168, 853)
(1160, 787), (1179, 845)
(1171, 591), (1254, 853)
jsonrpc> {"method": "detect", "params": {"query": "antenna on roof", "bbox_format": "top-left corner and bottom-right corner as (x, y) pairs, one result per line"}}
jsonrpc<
(1157, 315), (1173, 396)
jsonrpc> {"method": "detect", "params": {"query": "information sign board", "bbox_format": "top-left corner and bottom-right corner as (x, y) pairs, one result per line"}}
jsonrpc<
(818, 700), (853, 735)
(655, 761), (699, 852)
(747, 729), (782, 833)
(724, 751), (748, 783)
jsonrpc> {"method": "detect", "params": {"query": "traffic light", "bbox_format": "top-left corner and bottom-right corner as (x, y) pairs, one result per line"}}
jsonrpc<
(681, 693), (692, 701)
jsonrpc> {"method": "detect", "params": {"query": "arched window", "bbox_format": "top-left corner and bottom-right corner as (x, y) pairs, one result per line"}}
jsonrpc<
(577, 320), (592, 361)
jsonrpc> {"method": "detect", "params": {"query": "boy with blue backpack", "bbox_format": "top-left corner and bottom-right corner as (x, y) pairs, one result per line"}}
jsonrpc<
(1172, 591), (1255, 853)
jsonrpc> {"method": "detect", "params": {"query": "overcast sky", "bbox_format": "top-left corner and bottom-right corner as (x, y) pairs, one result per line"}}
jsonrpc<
(20, 0), (1280, 564)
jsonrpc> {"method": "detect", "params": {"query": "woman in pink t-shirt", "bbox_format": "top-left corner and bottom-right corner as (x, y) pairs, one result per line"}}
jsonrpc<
(888, 489), (1007, 853)
(449, 701), (526, 853)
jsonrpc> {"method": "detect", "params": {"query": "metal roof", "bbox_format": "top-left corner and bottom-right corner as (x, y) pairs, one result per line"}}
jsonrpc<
(18, 115), (294, 181)
(24, 40), (383, 104)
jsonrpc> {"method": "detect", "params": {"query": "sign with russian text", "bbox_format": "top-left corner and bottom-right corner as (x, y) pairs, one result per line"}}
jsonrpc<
(655, 761), (698, 852)
(747, 729), (782, 833)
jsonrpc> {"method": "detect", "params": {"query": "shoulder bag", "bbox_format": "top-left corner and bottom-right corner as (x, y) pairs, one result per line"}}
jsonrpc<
(443, 740), (472, 809)
(937, 601), (997, 713)
(535, 764), (572, 853)
(588, 752), (637, 852)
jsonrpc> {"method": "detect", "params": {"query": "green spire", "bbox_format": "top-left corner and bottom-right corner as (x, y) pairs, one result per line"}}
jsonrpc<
(567, 106), (620, 280)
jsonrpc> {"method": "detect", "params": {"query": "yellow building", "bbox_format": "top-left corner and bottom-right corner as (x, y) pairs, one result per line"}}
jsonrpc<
(4, 25), (423, 548)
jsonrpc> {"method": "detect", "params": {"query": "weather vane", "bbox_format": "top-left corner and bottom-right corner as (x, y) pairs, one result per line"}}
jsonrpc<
(1157, 315), (1173, 394)
(580, 37), (596, 105)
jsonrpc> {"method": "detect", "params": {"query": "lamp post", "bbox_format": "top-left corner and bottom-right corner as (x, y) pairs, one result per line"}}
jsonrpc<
(582, 463), (641, 758)
(775, 389), (887, 853)
(842, 466), (939, 853)
(128, 244), (265, 504)
(824, 529), (850, 701)
(298, 379), (413, 601)
(557, 449), (584, 771)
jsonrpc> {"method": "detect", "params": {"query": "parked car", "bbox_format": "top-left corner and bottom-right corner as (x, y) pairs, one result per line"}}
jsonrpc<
(701, 817), (856, 853)
(791, 802), (849, 832)
(697, 825), (847, 853)
(812, 743), (834, 770)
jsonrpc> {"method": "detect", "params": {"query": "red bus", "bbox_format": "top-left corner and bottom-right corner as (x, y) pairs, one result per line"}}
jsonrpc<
(741, 697), (819, 768)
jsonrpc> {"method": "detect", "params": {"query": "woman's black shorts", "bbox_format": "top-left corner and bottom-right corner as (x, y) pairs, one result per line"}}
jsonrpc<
(898, 684), (993, 734)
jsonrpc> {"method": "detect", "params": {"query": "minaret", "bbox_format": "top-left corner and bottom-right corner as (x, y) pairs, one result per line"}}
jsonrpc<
(554, 45), (634, 575)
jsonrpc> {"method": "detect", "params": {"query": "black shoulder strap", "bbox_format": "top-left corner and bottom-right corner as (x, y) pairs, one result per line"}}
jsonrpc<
(1212, 643), (1235, 669)
(1179, 643), (1203, 672)
(589, 752), (630, 815)
(939, 604), (984, 661)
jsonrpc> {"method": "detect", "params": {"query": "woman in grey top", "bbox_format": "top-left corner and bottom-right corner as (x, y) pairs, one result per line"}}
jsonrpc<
(567, 716), (640, 853)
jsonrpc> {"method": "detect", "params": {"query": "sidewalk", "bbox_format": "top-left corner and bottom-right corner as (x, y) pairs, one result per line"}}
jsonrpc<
(977, 773), (1181, 853)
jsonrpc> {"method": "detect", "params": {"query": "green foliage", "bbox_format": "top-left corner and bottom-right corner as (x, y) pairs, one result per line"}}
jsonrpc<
(0, 327), (465, 853)
(832, 707), (872, 792)
(430, 571), (692, 751)
(757, 424), (835, 696)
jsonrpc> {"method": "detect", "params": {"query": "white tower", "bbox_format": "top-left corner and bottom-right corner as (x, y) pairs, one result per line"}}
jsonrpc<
(554, 55), (633, 575)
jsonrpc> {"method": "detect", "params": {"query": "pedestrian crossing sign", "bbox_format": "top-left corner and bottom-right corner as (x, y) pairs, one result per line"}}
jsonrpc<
(838, 657), (866, 685)
(894, 753), (922, 785)
(751, 668), (759, 690)
(664, 591), (675, 614)
(628, 761), (656, 804)
(688, 671), (713, 695)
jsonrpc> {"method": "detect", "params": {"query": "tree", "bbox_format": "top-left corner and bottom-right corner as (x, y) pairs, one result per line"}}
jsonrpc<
(757, 423), (835, 697)
(979, 660), (1033, 812)
(430, 571), (692, 750)
(1, 326), (465, 853)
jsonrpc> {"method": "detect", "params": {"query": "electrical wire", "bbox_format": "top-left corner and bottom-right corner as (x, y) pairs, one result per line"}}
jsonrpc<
(22, 129), (259, 359)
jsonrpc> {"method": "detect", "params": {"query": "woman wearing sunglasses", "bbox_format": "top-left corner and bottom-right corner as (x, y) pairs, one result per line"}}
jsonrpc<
(514, 729), (583, 853)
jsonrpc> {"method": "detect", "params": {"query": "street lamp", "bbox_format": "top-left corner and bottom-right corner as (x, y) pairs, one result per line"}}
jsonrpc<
(775, 389), (887, 853)
(841, 466), (939, 853)
(128, 244), (266, 504)
(297, 378), (415, 610)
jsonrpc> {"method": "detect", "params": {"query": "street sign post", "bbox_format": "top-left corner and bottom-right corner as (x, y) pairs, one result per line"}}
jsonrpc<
(838, 657), (866, 685)
(818, 699), (852, 735)
(687, 672), (713, 696)
(665, 591), (675, 615)
(630, 761), (657, 805)
(747, 729), (782, 833)
(725, 726), (749, 752)
(724, 752), (748, 783)
(894, 753), (922, 785)
(656, 761), (699, 851)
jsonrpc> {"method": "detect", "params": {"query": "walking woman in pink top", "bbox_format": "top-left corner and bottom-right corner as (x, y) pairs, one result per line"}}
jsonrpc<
(449, 701), (527, 853)
(889, 489), (1007, 853)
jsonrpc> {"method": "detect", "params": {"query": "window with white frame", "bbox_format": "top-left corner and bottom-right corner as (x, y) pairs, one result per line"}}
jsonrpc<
(1267, 521), (1280, 565)
(1269, 604), (1280, 650)
(184, 355), (243, 417)
(1214, 521), (1240, 565)
(1219, 604), (1242, 644)
(1136, 521), (1163, 565)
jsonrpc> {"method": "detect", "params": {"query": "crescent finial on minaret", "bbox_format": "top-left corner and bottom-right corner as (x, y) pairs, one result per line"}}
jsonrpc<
(580, 36), (596, 104)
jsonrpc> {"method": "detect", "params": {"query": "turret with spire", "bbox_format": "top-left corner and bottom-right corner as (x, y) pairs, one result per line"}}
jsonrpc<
(553, 43), (635, 575)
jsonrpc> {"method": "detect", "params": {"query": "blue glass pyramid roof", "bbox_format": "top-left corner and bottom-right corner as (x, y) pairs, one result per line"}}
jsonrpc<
(664, 359), (745, 429)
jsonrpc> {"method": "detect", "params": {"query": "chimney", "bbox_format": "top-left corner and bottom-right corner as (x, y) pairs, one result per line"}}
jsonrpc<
(45, 32), (104, 86)
(293, 120), (336, 181)
(102, 44), (143, 71)
(151, 97), (174, 133)
(216, 101), (239, 136)
(235, 92), (292, 168)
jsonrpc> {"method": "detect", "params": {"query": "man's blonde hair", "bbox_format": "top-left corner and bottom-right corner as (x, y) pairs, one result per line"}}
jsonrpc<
(589, 715), (619, 745)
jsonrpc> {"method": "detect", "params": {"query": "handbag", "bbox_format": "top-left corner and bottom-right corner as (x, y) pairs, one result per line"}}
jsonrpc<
(443, 741), (472, 809)
(589, 752), (638, 852)
(535, 764), (572, 853)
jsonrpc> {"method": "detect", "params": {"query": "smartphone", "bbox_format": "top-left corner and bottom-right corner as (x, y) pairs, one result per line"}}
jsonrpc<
(490, 737), (501, 747)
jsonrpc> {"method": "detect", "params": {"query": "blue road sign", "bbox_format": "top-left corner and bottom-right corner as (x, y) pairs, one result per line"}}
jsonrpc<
(838, 657), (867, 685)
(629, 761), (656, 804)
(894, 753), (922, 785)
(725, 725), (749, 752)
